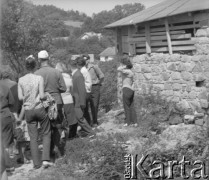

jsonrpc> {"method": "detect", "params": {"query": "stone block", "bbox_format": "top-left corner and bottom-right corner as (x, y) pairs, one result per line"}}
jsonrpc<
(152, 75), (163, 82)
(193, 73), (206, 81)
(173, 91), (181, 97)
(177, 63), (186, 72)
(188, 91), (197, 99)
(184, 115), (195, 124)
(195, 119), (204, 126)
(169, 113), (183, 125)
(181, 72), (192, 81)
(198, 91), (208, 99)
(152, 66), (162, 74)
(182, 84), (187, 91)
(195, 28), (208, 37)
(189, 100), (201, 112)
(191, 87), (202, 92)
(200, 99), (208, 108)
(153, 84), (164, 91)
(161, 72), (170, 81)
(133, 64), (141, 73)
(184, 62), (195, 72)
(164, 90), (174, 97)
(172, 97), (180, 103)
(167, 62), (176, 71)
(182, 91), (189, 99)
(181, 55), (192, 62)
(177, 100), (191, 111)
(192, 62), (203, 73)
(144, 73), (152, 80)
(172, 83), (182, 91)
(160, 64), (167, 71)
(141, 65), (152, 73)
(133, 55), (148, 63)
(186, 85), (192, 92)
(191, 55), (201, 62)
(195, 43), (209, 55)
(137, 73), (145, 80)
(171, 72), (181, 80)
(170, 54), (181, 62)
(164, 83), (172, 90)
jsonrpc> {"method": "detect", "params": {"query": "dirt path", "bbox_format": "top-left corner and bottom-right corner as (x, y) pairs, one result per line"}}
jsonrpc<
(9, 109), (141, 180)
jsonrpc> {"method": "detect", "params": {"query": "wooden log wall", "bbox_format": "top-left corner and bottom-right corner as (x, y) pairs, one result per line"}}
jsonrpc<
(119, 11), (209, 55)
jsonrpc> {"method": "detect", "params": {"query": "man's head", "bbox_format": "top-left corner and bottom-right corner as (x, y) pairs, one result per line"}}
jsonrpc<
(38, 50), (49, 63)
(82, 54), (90, 66)
(0, 65), (13, 80)
(68, 56), (78, 71)
(77, 56), (86, 68)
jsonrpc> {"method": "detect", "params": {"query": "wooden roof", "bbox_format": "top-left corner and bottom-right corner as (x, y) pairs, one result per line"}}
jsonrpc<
(105, 0), (209, 28)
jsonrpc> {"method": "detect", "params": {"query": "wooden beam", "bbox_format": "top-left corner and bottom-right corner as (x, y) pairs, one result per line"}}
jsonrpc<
(132, 30), (186, 37)
(128, 33), (192, 42)
(136, 46), (196, 53)
(138, 23), (200, 33)
(116, 27), (123, 55)
(135, 40), (194, 47)
(145, 23), (151, 54)
(165, 18), (173, 54)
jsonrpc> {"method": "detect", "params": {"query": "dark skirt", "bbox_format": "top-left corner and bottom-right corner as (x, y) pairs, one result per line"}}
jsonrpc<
(63, 103), (77, 126)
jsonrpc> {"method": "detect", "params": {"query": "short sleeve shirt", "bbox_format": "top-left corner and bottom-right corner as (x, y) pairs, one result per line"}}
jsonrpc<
(18, 74), (43, 110)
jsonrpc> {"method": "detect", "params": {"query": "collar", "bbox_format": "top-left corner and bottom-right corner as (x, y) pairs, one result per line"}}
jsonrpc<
(72, 69), (78, 76)
(87, 64), (94, 70)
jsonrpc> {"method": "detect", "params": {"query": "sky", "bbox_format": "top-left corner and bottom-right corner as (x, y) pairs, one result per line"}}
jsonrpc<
(29, 0), (165, 16)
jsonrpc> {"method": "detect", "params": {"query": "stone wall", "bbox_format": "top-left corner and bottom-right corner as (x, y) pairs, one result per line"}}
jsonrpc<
(117, 27), (209, 127)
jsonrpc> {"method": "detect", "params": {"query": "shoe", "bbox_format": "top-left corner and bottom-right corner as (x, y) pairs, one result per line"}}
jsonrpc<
(132, 123), (138, 127)
(123, 123), (128, 127)
(42, 161), (54, 168)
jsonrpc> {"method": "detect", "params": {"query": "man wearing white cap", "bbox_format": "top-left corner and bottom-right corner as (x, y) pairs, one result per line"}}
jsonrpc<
(35, 50), (66, 158)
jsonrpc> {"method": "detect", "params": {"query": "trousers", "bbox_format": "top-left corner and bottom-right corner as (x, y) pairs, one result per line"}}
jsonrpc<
(90, 84), (101, 125)
(122, 87), (137, 125)
(25, 107), (51, 167)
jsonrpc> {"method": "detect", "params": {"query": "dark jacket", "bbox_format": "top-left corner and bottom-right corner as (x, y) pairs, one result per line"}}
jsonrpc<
(35, 65), (66, 104)
(72, 70), (86, 108)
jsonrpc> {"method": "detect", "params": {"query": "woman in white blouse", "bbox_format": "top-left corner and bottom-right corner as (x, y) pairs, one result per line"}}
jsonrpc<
(117, 57), (138, 127)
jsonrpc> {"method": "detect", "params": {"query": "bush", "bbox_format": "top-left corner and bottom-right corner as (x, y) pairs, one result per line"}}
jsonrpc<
(99, 58), (119, 112)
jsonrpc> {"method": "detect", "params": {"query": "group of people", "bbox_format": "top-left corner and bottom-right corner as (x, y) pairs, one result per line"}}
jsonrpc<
(0, 50), (138, 180)
(0, 50), (104, 178)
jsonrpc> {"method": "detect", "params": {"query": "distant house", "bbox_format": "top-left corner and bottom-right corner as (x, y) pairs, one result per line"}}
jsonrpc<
(52, 36), (69, 41)
(80, 32), (103, 40)
(99, 47), (116, 62)
(64, 20), (83, 28)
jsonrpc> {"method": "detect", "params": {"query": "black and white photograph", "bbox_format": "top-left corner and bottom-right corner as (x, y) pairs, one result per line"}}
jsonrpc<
(0, 0), (209, 179)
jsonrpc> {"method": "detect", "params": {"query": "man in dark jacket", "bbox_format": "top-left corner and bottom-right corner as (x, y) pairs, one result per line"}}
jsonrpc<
(35, 50), (67, 158)
(69, 56), (95, 138)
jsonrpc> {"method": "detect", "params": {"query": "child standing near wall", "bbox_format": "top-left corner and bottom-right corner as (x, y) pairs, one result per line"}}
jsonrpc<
(117, 57), (138, 127)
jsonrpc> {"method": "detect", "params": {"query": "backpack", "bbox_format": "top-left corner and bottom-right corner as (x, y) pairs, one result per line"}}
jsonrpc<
(42, 92), (58, 121)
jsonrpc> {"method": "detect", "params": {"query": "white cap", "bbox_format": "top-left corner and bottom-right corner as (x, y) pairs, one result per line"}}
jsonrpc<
(38, 50), (49, 59)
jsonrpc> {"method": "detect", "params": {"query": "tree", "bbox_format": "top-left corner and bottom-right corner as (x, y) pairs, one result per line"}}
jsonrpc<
(1, 0), (51, 75)
(82, 3), (145, 34)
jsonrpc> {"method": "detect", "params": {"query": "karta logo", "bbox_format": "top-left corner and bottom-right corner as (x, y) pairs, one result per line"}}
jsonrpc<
(124, 154), (209, 179)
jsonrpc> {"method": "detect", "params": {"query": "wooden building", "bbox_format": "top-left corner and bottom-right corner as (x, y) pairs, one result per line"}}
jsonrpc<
(105, 0), (209, 55)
